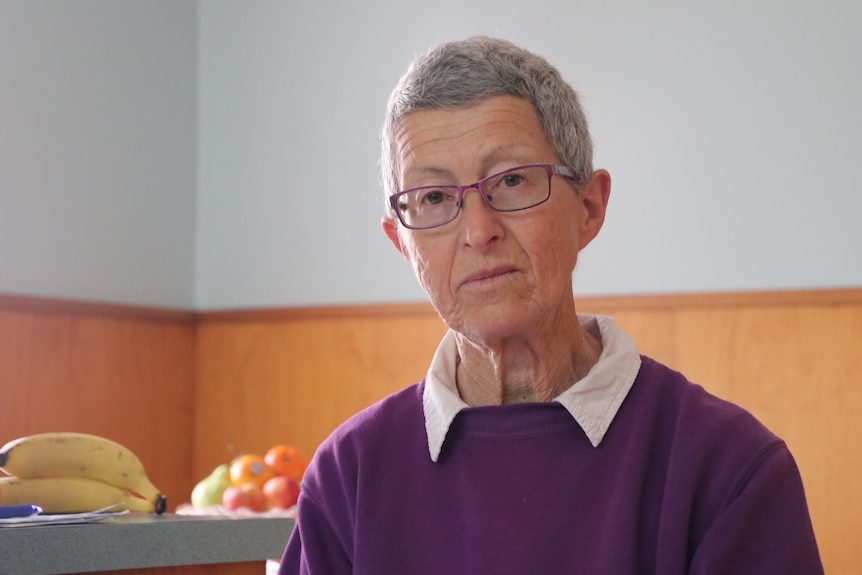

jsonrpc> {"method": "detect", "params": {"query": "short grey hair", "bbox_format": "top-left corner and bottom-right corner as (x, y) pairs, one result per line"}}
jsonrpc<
(380, 36), (594, 211)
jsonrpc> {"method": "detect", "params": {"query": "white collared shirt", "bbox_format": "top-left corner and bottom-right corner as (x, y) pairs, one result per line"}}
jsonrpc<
(422, 314), (642, 462)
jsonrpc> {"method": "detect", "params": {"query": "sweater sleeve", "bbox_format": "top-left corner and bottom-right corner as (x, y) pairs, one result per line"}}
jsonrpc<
(277, 407), (369, 575)
(278, 488), (353, 575)
(688, 443), (824, 574)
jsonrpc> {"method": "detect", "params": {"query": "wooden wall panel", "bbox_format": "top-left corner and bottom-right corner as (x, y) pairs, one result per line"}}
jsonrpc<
(195, 291), (861, 574)
(191, 306), (448, 483)
(668, 304), (862, 575)
(0, 296), (196, 513)
(3, 290), (858, 573)
(579, 291), (862, 574)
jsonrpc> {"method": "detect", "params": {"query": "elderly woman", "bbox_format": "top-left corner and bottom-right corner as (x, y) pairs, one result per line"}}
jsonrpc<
(279, 37), (822, 574)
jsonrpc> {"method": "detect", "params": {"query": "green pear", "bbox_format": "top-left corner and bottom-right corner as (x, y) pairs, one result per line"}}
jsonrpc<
(191, 463), (231, 508)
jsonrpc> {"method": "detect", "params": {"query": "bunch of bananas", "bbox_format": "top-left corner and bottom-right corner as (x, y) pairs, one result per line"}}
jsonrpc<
(0, 432), (166, 514)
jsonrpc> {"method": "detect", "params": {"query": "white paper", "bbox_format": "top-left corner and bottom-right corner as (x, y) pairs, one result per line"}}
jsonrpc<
(0, 504), (129, 527)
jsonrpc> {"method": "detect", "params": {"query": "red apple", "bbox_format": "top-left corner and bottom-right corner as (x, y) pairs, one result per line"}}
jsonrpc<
(262, 475), (300, 509)
(222, 483), (265, 512)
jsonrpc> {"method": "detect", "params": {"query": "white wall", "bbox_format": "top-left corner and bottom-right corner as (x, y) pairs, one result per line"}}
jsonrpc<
(196, 0), (862, 309)
(0, 1), (197, 308)
(2, 1), (859, 310)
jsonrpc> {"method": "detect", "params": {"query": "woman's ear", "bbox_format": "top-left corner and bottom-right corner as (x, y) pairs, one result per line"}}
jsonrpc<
(382, 217), (406, 256)
(577, 169), (611, 249)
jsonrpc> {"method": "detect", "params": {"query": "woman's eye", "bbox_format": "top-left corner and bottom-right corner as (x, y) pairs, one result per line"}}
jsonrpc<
(502, 173), (525, 187)
(422, 189), (449, 205)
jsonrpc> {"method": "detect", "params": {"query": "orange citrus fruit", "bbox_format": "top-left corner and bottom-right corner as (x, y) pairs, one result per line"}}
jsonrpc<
(229, 453), (275, 488)
(264, 444), (307, 482)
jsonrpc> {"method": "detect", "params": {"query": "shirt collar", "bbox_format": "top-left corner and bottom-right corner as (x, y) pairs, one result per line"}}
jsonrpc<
(422, 314), (642, 462)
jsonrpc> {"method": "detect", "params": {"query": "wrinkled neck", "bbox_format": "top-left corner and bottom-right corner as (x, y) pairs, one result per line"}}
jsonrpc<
(454, 317), (602, 406)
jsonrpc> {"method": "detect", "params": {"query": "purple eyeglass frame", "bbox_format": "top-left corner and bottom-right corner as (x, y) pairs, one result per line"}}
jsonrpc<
(389, 163), (578, 230)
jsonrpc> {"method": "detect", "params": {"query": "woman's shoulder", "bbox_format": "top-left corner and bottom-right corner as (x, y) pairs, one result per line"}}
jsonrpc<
(631, 355), (783, 451)
(310, 382), (426, 470)
(339, 381), (425, 435)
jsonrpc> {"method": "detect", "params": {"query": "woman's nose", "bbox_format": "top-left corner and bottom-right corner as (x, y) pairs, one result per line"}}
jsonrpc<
(458, 188), (503, 247)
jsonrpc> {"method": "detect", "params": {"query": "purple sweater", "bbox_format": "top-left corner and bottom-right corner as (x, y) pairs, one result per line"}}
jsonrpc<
(280, 356), (823, 574)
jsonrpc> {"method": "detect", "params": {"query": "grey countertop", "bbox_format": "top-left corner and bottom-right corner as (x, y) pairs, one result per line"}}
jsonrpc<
(0, 512), (295, 575)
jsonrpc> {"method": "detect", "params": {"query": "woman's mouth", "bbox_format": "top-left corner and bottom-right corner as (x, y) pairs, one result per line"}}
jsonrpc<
(460, 266), (517, 288)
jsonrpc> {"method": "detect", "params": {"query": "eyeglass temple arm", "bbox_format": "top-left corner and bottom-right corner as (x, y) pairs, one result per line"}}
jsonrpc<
(553, 165), (577, 179)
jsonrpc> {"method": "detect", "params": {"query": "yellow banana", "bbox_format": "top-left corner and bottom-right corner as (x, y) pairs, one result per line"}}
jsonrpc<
(0, 432), (166, 513)
(0, 476), (154, 513)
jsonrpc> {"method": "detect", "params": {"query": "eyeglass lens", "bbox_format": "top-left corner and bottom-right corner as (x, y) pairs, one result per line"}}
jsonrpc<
(395, 165), (552, 229)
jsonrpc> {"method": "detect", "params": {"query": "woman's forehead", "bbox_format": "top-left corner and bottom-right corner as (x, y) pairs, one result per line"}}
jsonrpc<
(394, 97), (552, 181)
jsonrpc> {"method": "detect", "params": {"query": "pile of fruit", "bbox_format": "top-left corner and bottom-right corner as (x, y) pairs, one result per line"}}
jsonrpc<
(0, 432), (166, 514)
(190, 444), (306, 513)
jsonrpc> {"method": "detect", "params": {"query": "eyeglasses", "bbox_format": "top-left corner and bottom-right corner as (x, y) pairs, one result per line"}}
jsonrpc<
(389, 163), (578, 230)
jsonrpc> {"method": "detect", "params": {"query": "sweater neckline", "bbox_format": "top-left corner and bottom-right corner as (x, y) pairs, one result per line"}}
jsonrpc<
(452, 401), (580, 438)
